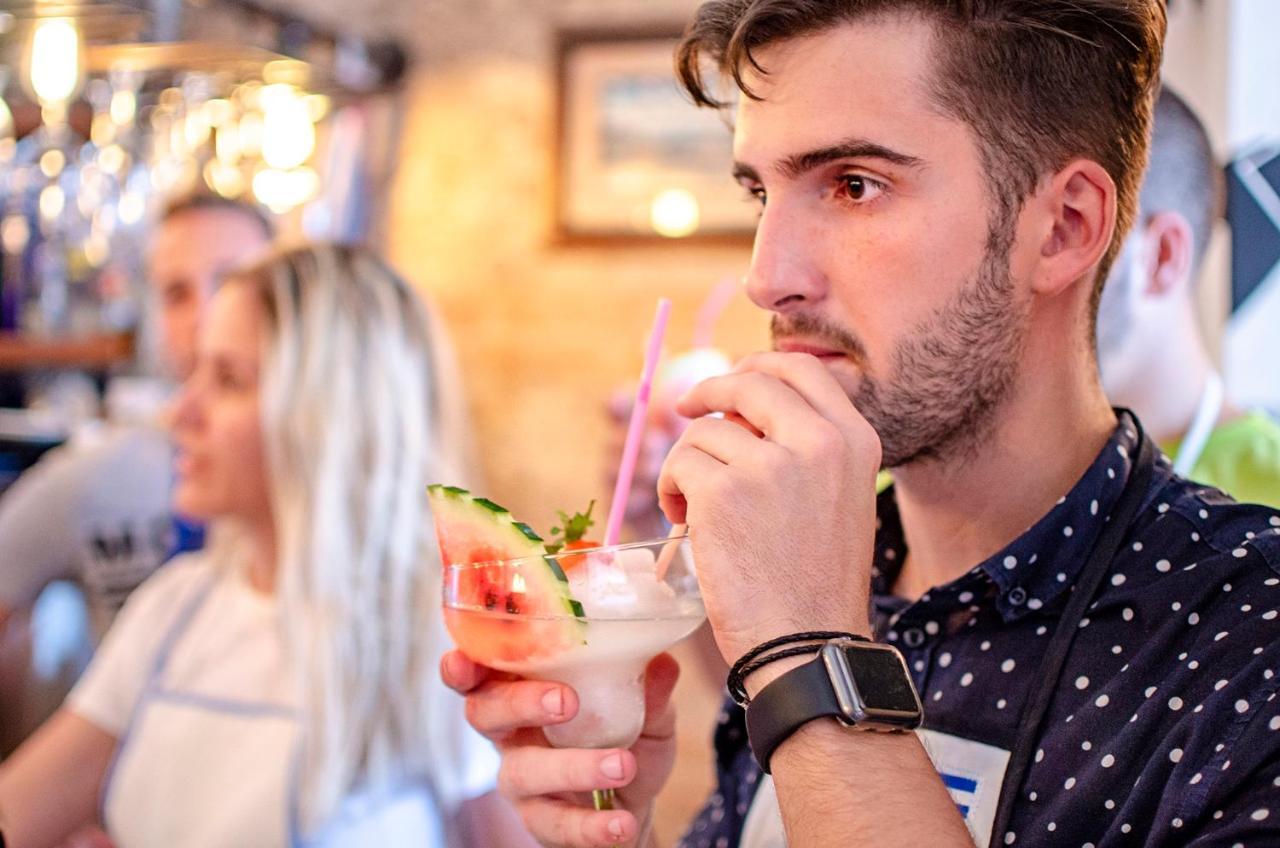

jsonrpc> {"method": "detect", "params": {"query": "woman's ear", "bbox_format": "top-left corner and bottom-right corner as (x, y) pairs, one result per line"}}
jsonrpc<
(1031, 159), (1117, 298)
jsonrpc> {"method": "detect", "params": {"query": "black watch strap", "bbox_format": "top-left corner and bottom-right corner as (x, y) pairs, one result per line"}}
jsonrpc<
(745, 640), (923, 773)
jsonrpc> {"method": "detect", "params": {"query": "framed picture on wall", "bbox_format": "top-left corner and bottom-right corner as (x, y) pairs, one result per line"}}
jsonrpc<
(553, 26), (756, 245)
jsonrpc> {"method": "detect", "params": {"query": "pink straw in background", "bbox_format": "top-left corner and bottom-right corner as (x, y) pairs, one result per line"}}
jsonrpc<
(603, 298), (673, 548)
(692, 275), (740, 348)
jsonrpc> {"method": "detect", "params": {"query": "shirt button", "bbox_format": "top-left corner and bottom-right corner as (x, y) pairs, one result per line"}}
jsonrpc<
(903, 628), (926, 648)
(1008, 587), (1028, 606)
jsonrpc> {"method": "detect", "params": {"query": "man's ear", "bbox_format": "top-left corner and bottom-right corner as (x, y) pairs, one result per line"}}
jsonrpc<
(1032, 159), (1116, 298)
(1140, 211), (1195, 298)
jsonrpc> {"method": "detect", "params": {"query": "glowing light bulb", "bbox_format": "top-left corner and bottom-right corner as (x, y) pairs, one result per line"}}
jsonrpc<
(252, 166), (318, 213)
(110, 89), (137, 126)
(649, 188), (701, 238)
(39, 149), (64, 178)
(28, 18), (82, 105)
(204, 160), (245, 198)
(119, 191), (145, 225)
(39, 184), (66, 221)
(260, 84), (315, 170)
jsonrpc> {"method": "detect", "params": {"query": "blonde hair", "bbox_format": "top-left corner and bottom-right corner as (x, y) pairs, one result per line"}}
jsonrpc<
(227, 243), (473, 831)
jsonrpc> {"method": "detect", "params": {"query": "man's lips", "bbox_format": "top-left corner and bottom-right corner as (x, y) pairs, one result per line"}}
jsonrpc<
(775, 339), (848, 359)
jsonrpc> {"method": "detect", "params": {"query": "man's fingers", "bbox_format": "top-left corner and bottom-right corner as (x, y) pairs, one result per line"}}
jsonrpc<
(656, 442), (724, 526)
(674, 371), (816, 443)
(463, 678), (579, 740)
(519, 797), (639, 847)
(499, 746), (637, 799)
(440, 650), (494, 694)
(674, 415), (765, 467)
(733, 351), (862, 424)
(640, 653), (681, 741)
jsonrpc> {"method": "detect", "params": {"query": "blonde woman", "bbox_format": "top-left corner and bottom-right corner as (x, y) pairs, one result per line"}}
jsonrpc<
(0, 245), (534, 847)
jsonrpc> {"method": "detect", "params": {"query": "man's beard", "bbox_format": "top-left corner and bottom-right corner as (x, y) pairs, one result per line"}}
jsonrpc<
(771, 225), (1027, 469)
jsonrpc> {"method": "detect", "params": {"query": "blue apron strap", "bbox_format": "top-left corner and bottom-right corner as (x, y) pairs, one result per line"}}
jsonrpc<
(97, 572), (219, 824)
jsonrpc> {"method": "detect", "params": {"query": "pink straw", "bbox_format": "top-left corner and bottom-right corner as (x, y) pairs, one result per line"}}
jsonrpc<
(692, 275), (739, 348)
(604, 298), (673, 547)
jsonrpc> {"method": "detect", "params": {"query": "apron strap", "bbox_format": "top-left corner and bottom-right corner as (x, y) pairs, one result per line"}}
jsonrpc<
(988, 419), (1156, 846)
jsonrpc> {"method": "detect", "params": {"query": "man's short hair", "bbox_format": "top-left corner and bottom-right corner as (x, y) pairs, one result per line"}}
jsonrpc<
(159, 192), (275, 241)
(1141, 86), (1223, 279)
(676, 0), (1166, 308)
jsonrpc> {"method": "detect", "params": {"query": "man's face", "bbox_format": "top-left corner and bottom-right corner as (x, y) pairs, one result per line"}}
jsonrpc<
(147, 208), (271, 380)
(734, 17), (1032, 467)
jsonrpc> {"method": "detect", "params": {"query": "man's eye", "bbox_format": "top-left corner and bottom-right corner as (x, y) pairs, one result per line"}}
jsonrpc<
(743, 185), (767, 207)
(839, 175), (884, 203)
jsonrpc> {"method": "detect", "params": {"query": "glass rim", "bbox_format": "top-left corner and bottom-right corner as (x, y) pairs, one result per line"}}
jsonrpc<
(442, 532), (690, 571)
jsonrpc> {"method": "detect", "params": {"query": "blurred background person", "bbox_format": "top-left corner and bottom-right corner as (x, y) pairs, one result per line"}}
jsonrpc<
(1097, 86), (1280, 506)
(0, 244), (529, 847)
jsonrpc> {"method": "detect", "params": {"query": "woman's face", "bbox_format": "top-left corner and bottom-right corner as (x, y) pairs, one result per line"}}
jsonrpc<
(170, 281), (272, 525)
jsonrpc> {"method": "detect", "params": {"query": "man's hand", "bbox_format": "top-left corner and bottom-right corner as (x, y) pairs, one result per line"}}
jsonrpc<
(656, 352), (882, 665)
(441, 650), (681, 847)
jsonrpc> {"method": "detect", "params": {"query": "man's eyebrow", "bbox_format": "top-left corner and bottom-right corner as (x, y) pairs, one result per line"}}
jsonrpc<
(733, 138), (924, 183)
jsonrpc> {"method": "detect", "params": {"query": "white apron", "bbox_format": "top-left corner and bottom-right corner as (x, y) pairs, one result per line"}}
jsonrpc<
(100, 579), (443, 847)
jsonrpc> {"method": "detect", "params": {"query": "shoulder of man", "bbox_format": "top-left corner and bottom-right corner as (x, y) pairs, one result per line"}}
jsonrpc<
(1143, 470), (1280, 571)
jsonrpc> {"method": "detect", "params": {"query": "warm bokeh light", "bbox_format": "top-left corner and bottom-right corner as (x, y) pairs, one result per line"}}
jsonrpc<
(39, 149), (65, 179)
(260, 84), (315, 170)
(252, 165), (318, 212)
(39, 184), (65, 221)
(204, 160), (246, 198)
(110, 90), (137, 126)
(28, 18), (82, 105)
(649, 188), (701, 238)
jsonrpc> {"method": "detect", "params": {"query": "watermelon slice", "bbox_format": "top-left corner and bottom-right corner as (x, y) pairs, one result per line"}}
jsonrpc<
(428, 485), (585, 665)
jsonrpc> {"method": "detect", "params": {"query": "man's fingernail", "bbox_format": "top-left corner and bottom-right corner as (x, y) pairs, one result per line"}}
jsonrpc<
(608, 817), (625, 839)
(541, 687), (564, 717)
(600, 752), (625, 780)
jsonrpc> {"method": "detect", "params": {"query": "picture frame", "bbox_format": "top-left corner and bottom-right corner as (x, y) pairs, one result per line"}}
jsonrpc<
(552, 26), (756, 245)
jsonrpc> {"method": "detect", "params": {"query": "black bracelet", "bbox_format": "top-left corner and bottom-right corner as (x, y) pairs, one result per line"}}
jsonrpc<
(727, 630), (868, 706)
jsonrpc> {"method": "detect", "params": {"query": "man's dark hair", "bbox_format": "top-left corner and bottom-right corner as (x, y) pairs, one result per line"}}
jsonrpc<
(1141, 86), (1223, 279)
(676, 0), (1167, 311)
(160, 192), (275, 241)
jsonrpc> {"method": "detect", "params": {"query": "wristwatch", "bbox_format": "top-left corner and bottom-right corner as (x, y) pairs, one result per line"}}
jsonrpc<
(745, 638), (924, 773)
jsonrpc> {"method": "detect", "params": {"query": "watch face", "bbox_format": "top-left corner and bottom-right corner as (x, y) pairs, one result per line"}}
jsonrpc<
(853, 648), (922, 714)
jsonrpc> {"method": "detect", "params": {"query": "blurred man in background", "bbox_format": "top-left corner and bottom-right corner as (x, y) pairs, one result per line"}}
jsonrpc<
(1098, 86), (1280, 505)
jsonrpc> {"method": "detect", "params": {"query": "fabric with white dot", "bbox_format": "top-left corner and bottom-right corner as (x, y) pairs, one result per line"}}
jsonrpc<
(679, 414), (1280, 847)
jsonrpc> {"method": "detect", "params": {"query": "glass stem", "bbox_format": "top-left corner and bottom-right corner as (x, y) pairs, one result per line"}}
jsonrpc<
(592, 788), (616, 811)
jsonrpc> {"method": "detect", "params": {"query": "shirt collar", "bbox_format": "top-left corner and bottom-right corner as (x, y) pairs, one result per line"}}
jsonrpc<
(872, 412), (1140, 623)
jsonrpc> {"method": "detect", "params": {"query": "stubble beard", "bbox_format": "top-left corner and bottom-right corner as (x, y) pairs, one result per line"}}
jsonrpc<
(772, 224), (1027, 469)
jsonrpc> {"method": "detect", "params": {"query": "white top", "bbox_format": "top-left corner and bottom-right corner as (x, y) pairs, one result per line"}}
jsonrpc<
(0, 425), (175, 641)
(68, 552), (499, 845)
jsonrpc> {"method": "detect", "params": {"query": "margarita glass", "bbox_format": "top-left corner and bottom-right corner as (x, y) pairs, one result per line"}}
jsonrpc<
(443, 535), (704, 808)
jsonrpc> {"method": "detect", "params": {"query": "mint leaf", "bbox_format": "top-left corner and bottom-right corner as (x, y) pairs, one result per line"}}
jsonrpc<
(545, 500), (596, 554)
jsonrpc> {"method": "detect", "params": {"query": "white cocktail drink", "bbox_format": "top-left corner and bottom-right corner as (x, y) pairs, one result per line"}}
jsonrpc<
(449, 609), (703, 747)
(443, 538), (704, 751)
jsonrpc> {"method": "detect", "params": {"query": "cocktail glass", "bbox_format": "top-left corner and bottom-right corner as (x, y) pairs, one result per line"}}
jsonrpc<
(443, 535), (704, 810)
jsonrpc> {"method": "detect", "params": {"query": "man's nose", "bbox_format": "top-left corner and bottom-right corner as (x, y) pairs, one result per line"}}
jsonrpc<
(743, 200), (829, 313)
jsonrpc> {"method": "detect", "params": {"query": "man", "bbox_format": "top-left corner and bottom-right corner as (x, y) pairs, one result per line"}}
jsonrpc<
(444, 2), (1280, 846)
(0, 194), (273, 642)
(1098, 86), (1280, 507)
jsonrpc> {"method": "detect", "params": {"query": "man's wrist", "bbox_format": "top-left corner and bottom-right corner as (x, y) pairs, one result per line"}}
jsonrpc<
(738, 623), (875, 699)
(743, 653), (812, 699)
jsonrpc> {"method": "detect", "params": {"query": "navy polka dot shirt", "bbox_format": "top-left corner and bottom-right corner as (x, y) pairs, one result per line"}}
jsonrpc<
(680, 413), (1280, 847)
